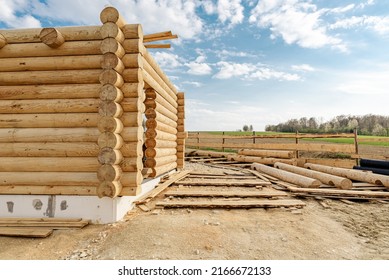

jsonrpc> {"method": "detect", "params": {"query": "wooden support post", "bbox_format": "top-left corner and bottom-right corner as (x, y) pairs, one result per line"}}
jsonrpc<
(222, 131), (225, 152)
(39, 28), (65, 48)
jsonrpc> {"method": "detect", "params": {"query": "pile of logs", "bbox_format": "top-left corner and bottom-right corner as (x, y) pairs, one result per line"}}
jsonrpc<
(0, 6), (185, 198)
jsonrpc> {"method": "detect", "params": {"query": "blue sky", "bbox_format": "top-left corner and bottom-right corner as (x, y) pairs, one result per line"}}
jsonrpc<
(1, 0), (388, 131)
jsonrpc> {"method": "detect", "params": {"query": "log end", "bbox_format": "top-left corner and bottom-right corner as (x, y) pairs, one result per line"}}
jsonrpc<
(40, 28), (65, 48)
(0, 33), (7, 49)
(97, 164), (122, 182)
(97, 180), (122, 198)
(100, 6), (126, 27)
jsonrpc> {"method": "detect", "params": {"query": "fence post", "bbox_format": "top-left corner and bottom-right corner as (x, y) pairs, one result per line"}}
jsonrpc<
(196, 132), (200, 149)
(354, 128), (359, 166)
(253, 131), (256, 145)
(222, 131), (225, 152)
(295, 130), (299, 159)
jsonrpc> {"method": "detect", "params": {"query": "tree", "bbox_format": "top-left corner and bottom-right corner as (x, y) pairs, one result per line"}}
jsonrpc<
(242, 125), (249, 132)
(249, 125), (253, 132)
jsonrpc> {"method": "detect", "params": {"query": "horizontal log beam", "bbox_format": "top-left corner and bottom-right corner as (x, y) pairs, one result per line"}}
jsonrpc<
(0, 98), (99, 113)
(0, 70), (101, 85)
(145, 118), (177, 134)
(0, 26), (102, 43)
(151, 162), (177, 177)
(145, 129), (177, 141)
(0, 186), (96, 195)
(0, 84), (100, 100)
(0, 55), (103, 72)
(0, 142), (99, 157)
(0, 128), (99, 142)
(145, 108), (177, 128)
(145, 155), (177, 168)
(0, 172), (99, 186)
(0, 40), (102, 58)
(0, 157), (99, 172)
(145, 148), (177, 158)
(0, 113), (99, 128)
(142, 48), (177, 95)
(145, 138), (177, 149)
(143, 70), (177, 109)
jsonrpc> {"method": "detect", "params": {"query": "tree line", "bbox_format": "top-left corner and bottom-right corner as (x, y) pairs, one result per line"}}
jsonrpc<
(265, 114), (389, 136)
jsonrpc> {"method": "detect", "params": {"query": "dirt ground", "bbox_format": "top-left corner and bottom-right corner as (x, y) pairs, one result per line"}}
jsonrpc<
(1, 161), (389, 260)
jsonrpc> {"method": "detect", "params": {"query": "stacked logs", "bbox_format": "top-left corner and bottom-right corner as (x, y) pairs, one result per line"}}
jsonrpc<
(98, 7), (145, 196)
(96, 7), (126, 198)
(0, 24), (106, 196)
(176, 92), (186, 169)
(0, 6), (185, 197)
(144, 88), (178, 177)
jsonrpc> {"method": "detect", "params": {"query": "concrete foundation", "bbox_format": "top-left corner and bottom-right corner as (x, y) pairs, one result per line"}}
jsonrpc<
(0, 175), (165, 224)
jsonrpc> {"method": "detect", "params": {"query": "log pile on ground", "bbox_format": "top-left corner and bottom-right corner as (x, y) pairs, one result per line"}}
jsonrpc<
(184, 151), (389, 202)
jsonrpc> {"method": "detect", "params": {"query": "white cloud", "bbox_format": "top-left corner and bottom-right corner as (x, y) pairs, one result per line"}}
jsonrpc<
(249, 0), (346, 51)
(330, 16), (389, 35)
(217, 0), (244, 26)
(182, 81), (203, 87)
(153, 52), (183, 70)
(0, 0), (41, 28)
(200, 0), (244, 26)
(214, 61), (301, 81)
(216, 49), (258, 59)
(292, 64), (315, 72)
(186, 61), (212, 75)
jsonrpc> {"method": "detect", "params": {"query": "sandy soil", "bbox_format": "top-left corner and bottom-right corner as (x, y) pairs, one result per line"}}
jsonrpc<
(1, 161), (389, 260)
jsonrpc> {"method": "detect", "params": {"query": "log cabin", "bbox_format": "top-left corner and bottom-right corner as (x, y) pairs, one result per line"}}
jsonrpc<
(0, 7), (186, 223)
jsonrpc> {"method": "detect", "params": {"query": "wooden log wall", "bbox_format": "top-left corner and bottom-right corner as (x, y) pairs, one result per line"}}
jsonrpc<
(144, 88), (178, 177)
(0, 25), (105, 196)
(0, 6), (184, 197)
(176, 92), (186, 169)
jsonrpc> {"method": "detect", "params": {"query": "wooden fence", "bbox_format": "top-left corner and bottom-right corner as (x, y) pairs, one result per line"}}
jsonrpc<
(186, 131), (359, 168)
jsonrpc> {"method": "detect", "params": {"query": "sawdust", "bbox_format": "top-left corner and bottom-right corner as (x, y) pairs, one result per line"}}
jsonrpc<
(0, 163), (388, 260)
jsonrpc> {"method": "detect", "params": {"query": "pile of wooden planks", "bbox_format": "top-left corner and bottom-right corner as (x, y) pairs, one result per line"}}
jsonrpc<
(154, 171), (306, 209)
(0, 218), (90, 238)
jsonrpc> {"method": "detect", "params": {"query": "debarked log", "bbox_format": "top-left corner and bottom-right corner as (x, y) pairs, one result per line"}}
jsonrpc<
(252, 163), (321, 188)
(0, 157), (99, 172)
(0, 84), (101, 100)
(0, 98), (99, 113)
(0, 113), (99, 128)
(0, 69), (102, 85)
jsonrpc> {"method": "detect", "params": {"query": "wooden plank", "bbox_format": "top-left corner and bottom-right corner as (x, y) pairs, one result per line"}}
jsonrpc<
(174, 179), (272, 186)
(164, 189), (288, 198)
(0, 221), (89, 229)
(0, 227), (53, 238)
(0, 218), (82, 222)
(186, 175), (257, 179)
(134, 170), (191, 204)
(156, 199), (306, 208)
(280, 182), (389, 198)
(246, 169), (271, 182)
